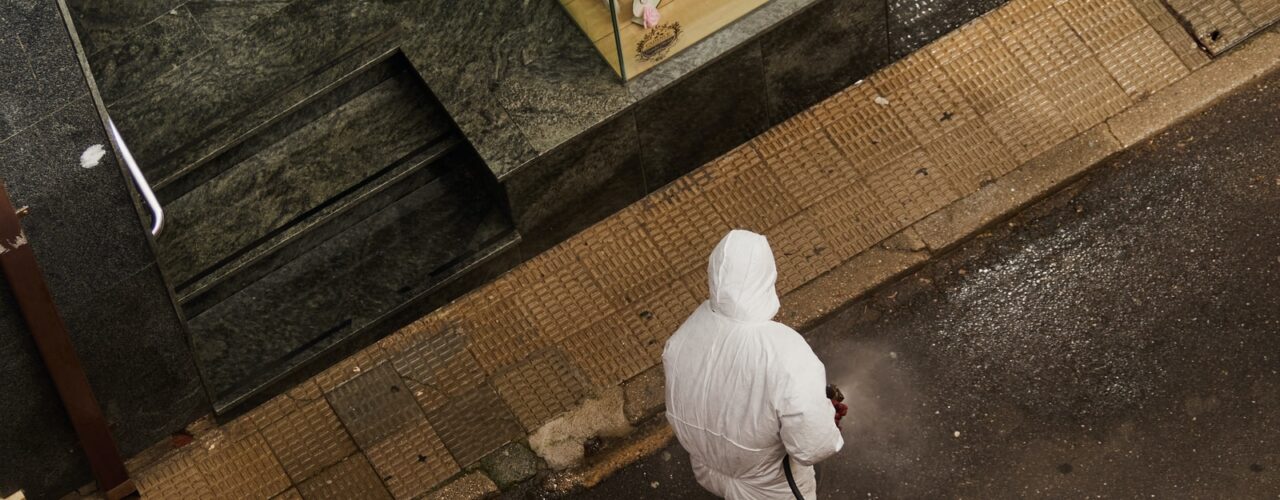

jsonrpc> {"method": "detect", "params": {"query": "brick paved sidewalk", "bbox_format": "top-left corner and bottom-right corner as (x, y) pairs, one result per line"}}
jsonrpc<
(124, 0), (1279, 498)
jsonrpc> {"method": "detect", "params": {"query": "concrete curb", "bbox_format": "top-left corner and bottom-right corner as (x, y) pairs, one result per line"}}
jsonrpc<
(544, 420), (675, 494)
(1108, 29), (1280, 148)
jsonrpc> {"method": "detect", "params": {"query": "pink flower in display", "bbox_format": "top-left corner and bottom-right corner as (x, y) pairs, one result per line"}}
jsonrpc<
(642, 4), (660, 29)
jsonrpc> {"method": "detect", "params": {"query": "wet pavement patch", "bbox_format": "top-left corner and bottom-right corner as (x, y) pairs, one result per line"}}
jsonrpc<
(800, 69), (1280, 498)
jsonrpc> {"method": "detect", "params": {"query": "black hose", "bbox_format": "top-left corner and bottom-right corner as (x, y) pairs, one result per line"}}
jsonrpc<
(785, 385), (840, 500)
(783, 455), (804, 500)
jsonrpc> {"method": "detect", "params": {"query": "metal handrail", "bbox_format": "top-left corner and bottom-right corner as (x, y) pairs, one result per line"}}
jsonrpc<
(106, 119), (164, 237)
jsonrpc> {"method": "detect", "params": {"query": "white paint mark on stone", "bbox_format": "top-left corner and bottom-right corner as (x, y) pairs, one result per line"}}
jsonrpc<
(80, 144), (107, 169)
(5, 230), (29, 251)
(953, 430), (961, 438)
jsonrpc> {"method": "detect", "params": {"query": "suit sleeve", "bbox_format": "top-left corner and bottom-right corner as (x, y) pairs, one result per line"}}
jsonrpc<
(776, 346), (844, 466)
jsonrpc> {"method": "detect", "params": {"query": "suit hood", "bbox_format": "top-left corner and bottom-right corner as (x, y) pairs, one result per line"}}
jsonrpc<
(706, 230), (780, 322)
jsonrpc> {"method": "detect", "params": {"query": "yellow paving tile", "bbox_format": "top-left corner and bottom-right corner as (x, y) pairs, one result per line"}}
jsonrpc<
(296, 454), (390, 500)
(365, 420), (459, 499)
(981, 85), (1077, 163)
(1164, 0), (1258, 53)
(922, 120), (1018, 191)
(560, 315), (652, 388)
(1096, 25), (1190, 99)
(197, 430), (291, 500)
(765, 213), (840, 294)
(1129, 0), (1179, 31)
(624, 273), (704, 363)
(135, 451), (216, 500)
(1159, 24), (1212, 70)
(863, 149), (963, 227)
(491, 348), (590, 431)
(447, 271), (540, 375)
(569, 205), (676, 309)
(377, 312), (455, 356)
(260, 398), (357, 483)
(758, 120), (862, 209)
(930, 20), (1035, 114)
(753, 108), (825, 158)
(638, 176), (732, 274)
(1042, 57), (1133, 132)
(871, 51), (978, 145)
(289, 379), (324, 400)
(812, 82), (919, 172)
(1238, 0), (1280, 26)
(985, 0), (1057, 36)
(515, 248), (615, 345)
(703, 145), (802, 232)
(807, 180), (901, 261)
(999, 8), (1092, 82)
(1057, 0), (1148, 52)
(246, 390), (305, 432)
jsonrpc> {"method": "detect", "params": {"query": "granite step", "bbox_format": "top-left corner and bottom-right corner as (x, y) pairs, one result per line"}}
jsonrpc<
(177, 134), (466, 316)
(130, 48), (521, 407)
(155, 52), (459, 288)
(188, 148), (518, 407)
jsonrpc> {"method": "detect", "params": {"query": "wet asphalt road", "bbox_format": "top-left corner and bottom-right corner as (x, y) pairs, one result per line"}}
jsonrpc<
(575, 70), (1280, 498)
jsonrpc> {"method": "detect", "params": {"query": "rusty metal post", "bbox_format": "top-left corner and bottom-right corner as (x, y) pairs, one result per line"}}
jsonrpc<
(0, 179), (135, 499)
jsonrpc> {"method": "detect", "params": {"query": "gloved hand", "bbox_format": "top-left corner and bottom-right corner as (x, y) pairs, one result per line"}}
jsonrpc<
(832, 399), (848, 429)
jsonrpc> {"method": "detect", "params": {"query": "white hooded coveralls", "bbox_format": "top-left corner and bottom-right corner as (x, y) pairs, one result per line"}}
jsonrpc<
(664, 230), (844, 499)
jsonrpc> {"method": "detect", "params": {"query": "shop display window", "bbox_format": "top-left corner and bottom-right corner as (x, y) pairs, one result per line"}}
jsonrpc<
(560, 0), (771, 80)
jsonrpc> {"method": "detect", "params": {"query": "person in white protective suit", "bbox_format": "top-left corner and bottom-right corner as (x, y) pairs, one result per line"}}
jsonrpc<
(663, 230), (846, 499)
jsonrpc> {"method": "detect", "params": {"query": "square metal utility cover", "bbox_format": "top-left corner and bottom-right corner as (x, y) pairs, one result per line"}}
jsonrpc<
(326, 363), (423, 448)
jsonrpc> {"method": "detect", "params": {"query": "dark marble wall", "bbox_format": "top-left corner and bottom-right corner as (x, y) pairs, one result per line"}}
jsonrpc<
(504, 113), (646, 255)
(0, 1), (206, 498)
(636, 42), (773, 190)
(762, 0), (891, 122)
(888, 0), (1010, 59)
